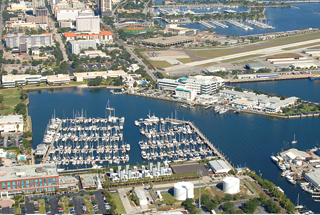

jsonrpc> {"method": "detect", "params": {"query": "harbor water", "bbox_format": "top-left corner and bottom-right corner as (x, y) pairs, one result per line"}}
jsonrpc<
(158, 3), (320, 36)
(28, 80), (320, 212)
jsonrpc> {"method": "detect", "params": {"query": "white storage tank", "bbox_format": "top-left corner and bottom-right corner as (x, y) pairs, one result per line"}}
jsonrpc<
(174, 182), (194, 201)
(223, 177), (240, 194)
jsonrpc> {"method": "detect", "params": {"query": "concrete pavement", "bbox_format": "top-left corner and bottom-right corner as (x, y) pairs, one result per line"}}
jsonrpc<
(164, 37), (320, 71)
(118, 187), (141, 214)
(49, 17), (68, 62)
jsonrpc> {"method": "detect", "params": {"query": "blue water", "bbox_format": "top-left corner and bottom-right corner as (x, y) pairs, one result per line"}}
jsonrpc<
(161, 3), (320, 36)
(28, 79), (320, 212)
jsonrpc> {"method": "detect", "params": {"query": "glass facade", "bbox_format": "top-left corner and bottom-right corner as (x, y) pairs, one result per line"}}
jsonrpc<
(2, 182), (5, 190)
(44, 179), (47, 186)
(35, 179), (38, 187)
(7, 182), (10, 190)
(26, 180), (29, 188)
(12, 182), (15, 189)
(22, 181), (25, 188)
(48, 178), (51, 186)
(52, 178), (55, 185)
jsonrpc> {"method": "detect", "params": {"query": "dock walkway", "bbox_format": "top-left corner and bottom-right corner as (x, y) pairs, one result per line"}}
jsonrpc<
(165, 118), (233, 170)
(42, 120), (63, 163)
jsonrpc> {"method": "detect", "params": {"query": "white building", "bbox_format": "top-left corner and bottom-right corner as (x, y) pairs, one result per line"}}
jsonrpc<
(157, 78), (180, 91)
(305, 168), (320, 189)
(208, 160), (231, 174)
(265, 97), (299, 113)
(74, 70), (126, 82)
(135, 190), (148, 206)
(56, 9), (82, 21)
(2, 74), (46, 88)
(6, 33), (53, 49)
(76, 13), (100, 33)
(46, 74), (70, 85)
(68, 40), (97, 55)
(174, 86), (196, 101)
(231, 99), (256, 109)
(0, 115), (24, 133)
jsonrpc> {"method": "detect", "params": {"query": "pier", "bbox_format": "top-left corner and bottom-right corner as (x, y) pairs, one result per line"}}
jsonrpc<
(228, 20), (254, 30)
(42, 120), (62, 163)
(199, 21), (216, 29)
(211, 20), (228, 28)
(246, 20), (275, 29)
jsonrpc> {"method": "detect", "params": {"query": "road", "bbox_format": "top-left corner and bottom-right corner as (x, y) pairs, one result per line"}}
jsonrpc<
(165, 37), (320, 71)
(102, 23), (157, 81)
(48, 16), (68, 62)
(0, 1), (5, 49)
(118, 187), (141, 214)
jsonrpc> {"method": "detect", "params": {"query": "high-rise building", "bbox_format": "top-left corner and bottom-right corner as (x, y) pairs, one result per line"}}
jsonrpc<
(35, 7), (48, 16)
(76, 14), (100, 33)
(32, 0), (45, 14)
(99, 0), (112, 16)
(5, 33), (53, 49)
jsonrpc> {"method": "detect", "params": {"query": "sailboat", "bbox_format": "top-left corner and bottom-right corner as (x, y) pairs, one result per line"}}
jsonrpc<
(292, 134), (297, 144)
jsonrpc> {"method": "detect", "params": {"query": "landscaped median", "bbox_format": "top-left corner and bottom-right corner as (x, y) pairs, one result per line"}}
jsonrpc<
(84, 195), (95, 214)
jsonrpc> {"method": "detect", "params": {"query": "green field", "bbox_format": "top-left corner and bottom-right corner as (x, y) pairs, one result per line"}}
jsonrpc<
(0, 88), (25, 115)
(149, 60), (172, 68)
(122, 26), (157, 34)
(282, 42), (320, 51)
(190, 31), (320, 58)
(177, 58), (194, 64)
(198, 62), (218, 67)
(111, 193), (126, 214)
(264, 53), (302, 58)
(221, 54), (262, 63)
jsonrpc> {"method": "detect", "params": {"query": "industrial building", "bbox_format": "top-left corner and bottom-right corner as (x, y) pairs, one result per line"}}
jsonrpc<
(99, 0), (112, 16)
(76, 12), (100, 33)
(68, 40), (97, 55)
(59, 176), (79, 190)
(303, 49), (320, 56)
(79, 174), (102, 189)
(141, 36), (194, 47)
(223, 177), (240, 194)
(0, 163), (59, 196)
(63, 31), (113, 43)
(173, 182), (194, 200)
(5, 33), (53, 49)
(245, 63), (267, 71)
(208, 160), (231, 174)
(290, 63), (319, 69)
(0, 115), (24, 133)
(305, 169), (320, 189)
(135, 190), (148, 206)
(164, 24), (197, 36)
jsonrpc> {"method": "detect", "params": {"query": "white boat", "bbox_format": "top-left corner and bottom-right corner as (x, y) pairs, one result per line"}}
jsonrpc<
(219, 107), (229, 115)
(292, 134), (297, 144)
(285, 175), (296, 185)
(214, 105), (221, 113)
(271, 156), (279, 163)
(134, 120), (140, 126)
(277, 162), (286, 171)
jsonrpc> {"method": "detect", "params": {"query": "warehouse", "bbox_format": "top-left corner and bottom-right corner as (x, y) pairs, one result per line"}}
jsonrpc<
(305, 169), (320, 189)
(290, 63), (319, 69)
(141, 36), (194, 47)
(135, 190), (148, 206)
(271, 59), (314, 65)
(208, 160), (231, 174)
(302, 49), (320, 56)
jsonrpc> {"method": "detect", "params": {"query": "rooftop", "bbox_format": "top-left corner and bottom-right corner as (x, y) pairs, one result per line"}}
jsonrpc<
(232, 99), (255, 105)
(135, 190), (147, 201)
(73, 70), (126, 78)
(80, 174), (100, 187)
(0, 115), (23, 124)
(305, 168), (320, 187)
(142, 36), (193, 45)
(63, 30), (113, 38)
(0, 163), (58, 181)
(208, 159), (231, 172)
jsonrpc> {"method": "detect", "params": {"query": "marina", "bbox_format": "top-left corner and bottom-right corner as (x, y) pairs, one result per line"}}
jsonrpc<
(246, 20), (275, 29)
(199, 21), (216, 29)
(228, 20), (254, 30)
(41, 103), (130, 169)
(210, 20), (229, 28)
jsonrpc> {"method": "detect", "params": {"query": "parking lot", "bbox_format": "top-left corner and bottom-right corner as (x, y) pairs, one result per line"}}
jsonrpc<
(24, 190), (111, 214)
(171, 163), (211, 176)
(0, 134), (23, 147)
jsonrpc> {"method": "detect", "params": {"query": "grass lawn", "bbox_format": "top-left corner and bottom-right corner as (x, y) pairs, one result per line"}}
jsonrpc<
(264, 53), (302, 58)
(209, 186), (225, 198)
(69, 81), (89, 85)
(282, 109), (300, 115)
(39, 199), (46, 214)
(193, 187), (211, 200)
(221, 55), (262, 63)
(177, 58), (194, 63)
(15, 207), (21, 214)
(111, 193), (126, 214)
(300, 104), (320, 113)
(161, 193), (177, 205)
(282, 42), (320, 51)
(246, 180), (260, 194)
(62, 197), (70, 214)
(0, 88), (26, 115)
(24, 83), (47, 88)
(84, 195), (94, 214)
(149, 60), (172, 68)
(191, 31), (320, 58)
(198, 62), (218, 67)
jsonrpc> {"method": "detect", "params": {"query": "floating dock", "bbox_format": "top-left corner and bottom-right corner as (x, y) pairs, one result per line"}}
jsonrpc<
(199, 21), (216, 29)
(228, 20), (253, 30)
(246, 20), (275, 29)
(211, 20), (228, 28)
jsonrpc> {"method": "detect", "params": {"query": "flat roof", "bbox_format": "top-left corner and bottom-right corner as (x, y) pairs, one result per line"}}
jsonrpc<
(46, 74), (70, 82)
(2, 74), (42, 82)
(59, 176), (78, 184)
(0, 114), (23, 123)
(305, 169), (320, 187)
(74, 70), (126, 78)
(208, 160), (231, 173)
(0, 163), (58, 181)
(135, 190), (147, 201)
(232, 99), (255, 105)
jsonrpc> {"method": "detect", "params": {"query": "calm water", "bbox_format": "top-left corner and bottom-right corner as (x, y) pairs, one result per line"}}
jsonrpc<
(162, 3), (320, 36)
(28, 79), (320, 212)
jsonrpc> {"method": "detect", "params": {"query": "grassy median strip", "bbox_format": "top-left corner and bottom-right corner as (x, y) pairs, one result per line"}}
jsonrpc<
(282, 41), (320, 50)
(221, 54), (262, 63)
(177, 58), (194, 63)
(111, 193), (126, 214)
(62, 197), (70, 214)
(84, 195), (95, 214)
(149, 60), (172, 68)
(39, 199), (46, 214)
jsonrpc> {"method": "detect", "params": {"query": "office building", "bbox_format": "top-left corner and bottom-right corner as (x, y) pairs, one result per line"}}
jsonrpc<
(63, 31), (113, 43)
(5, 33), (53, 49)
(32, 0), (45, 14)
(35, 7), (48, 16)
(68, 40), (97, 55)
(0, 163), (59, 196)
(99, 0), (112, 16)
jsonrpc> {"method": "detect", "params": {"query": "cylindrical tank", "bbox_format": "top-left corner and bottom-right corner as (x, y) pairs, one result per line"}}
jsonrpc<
(174, 182), (194, 201)
(223, 177), (240, 194)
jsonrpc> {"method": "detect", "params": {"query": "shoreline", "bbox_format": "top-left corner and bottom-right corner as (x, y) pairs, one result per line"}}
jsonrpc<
(226, 75), (309, 83)
(24, 84), (123, 91)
